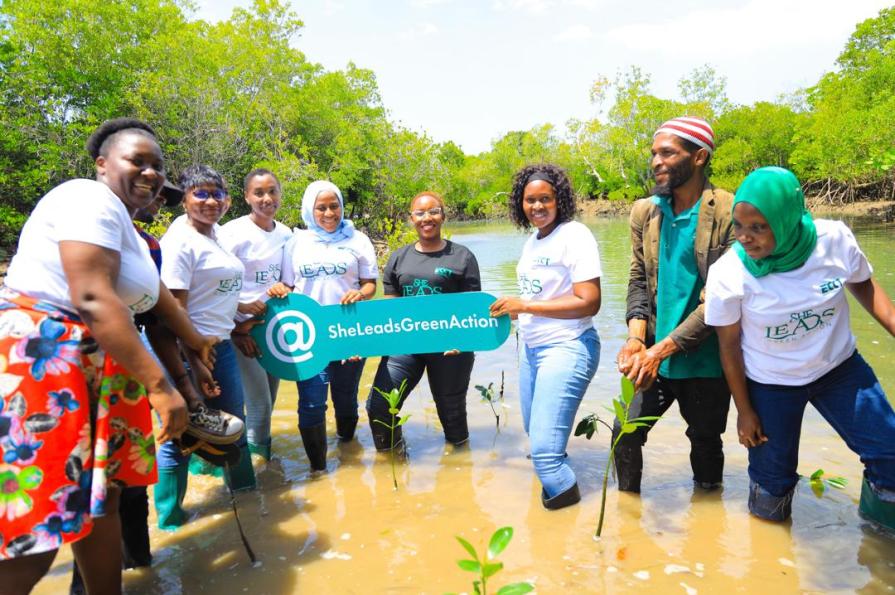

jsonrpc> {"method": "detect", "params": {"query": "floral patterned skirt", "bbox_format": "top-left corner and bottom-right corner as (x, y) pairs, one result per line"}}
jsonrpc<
(0, 289), (156, 559)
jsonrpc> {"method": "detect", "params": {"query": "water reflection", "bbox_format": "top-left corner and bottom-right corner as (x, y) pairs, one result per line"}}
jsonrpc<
(33, 216), (895, 594)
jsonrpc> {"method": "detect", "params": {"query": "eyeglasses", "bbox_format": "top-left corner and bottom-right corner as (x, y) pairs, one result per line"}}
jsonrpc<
(411, 208), (444, 218)
(191, 189), (228, 201)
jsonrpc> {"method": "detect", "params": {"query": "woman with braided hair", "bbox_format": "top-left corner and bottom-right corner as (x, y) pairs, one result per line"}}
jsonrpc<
(490, 163), (602, 510)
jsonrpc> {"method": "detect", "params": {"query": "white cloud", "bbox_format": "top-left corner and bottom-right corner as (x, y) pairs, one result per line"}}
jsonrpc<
(409, 0), (451, 6)
(554, 24), (593, 42)
(492, 0), (554, 14)
(399, 22), (439, 40)
(606, 0), (891, 57)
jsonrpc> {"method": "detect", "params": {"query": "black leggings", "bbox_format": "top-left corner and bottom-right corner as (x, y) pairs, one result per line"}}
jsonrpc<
(366, 352), (475, 444)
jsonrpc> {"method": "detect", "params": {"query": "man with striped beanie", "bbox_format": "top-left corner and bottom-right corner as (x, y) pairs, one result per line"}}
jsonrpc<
(613, 116), (735, 494)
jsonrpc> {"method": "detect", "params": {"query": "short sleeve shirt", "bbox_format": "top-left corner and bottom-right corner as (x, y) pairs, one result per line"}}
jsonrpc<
(281, 230), (379, 306)
(382, 241), (481, 297)
(160, 215), (245, 339)
(219, 215), (292, 322)
(515, 221), (602, 347)
(5, 179), (160, 314)
(705, 219), (872, 385)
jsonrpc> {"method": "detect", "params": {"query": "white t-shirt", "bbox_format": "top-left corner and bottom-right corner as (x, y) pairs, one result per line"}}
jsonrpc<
(219, 215), (292, 322)
(516, 221), (602, 347)
(5, 179), (160, 314)
(705, 219), (872, 386)
(281, 230), (379, 306)
(160, 215), (245, 339)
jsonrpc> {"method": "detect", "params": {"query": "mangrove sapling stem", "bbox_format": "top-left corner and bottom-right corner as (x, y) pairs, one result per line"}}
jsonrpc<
(373, 380), (409, 491)
(575, 376), (662, 539)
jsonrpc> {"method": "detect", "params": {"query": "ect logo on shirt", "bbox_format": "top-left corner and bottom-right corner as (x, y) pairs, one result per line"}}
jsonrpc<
(266, 309), (316, 364)
(252, 292), (512, 381)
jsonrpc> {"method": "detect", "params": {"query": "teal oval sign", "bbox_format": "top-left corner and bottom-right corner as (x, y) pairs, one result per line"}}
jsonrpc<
(251, 292), (511, 381)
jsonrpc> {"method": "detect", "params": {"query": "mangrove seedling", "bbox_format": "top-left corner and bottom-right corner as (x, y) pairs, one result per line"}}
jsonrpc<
(575, 375), (661, 539)
(373, 379), (410, 490)
(806, 468), (848, 498)
(475, 371), (505, 430)
(452, 526), (534, 595)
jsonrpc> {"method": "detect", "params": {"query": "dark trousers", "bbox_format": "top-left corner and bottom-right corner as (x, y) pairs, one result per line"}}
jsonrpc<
(613, 375), (731, 492)
(70, 486), (151, 593)
(366, 352), (475, 444)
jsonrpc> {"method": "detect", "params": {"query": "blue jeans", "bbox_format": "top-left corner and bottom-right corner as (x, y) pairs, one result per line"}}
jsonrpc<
(158, 340), (248, 468)
(747, 351), (895, 501)
(520, 328), (600, 497)
(235, 348), (280, 447)
(296, 359), (366, 428)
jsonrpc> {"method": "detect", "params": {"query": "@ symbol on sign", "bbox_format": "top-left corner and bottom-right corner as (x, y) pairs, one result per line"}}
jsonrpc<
(267, 309), (316, 364)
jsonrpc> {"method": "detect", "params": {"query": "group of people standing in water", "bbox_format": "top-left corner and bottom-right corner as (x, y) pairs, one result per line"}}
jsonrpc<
(1, 114), (893, 594)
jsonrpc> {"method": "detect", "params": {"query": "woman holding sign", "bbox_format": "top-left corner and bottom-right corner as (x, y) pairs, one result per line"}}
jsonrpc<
(366, 191), (482, 450)
(490, 164), (602, 510)
(269, 180), (377, 471)
(219, 169), (292, 462)
(705, 167), (895, 529)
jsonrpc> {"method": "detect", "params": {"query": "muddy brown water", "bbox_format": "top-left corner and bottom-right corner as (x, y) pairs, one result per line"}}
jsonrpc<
(35, 217), (895, 594)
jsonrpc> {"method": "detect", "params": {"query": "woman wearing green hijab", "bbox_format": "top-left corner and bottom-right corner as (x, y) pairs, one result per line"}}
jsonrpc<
(704, 167), (895, 531)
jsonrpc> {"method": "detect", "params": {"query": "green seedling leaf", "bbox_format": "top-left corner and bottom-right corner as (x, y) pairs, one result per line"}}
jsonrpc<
(388, 407), (399, 415)
(621, 422), (638, 434)
(474, 581), (483, 595)
(488, 526), (513, 559)
(397, 415), (411, 426)
(372, 419), (391, 428)
(810, 469), (824, 481)
(621, 375), (635, 405)
(827, 477), (848, 489)
(455, 536), (479, 561)
(458, 559), (481, 573)
(497, 583), (535, 595)
(574, 416), (597, 439)
(481, 561), (504, 579)
(630, 415), (661, 422)
(612, 398), (626, 424)
(811, 481), (825, 498)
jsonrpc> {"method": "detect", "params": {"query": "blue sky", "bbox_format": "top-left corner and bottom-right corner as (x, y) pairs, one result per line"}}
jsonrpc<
(194, 0), (892, 154)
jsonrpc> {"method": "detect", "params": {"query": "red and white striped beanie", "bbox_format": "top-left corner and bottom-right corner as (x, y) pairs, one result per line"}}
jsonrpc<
(654, 117), (715, 155)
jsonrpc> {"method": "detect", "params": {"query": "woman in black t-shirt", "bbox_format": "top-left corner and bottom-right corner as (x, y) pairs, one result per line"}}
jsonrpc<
(366, 191), (481, 449)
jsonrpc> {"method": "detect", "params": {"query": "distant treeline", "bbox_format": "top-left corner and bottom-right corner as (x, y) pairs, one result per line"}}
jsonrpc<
(1, 0), (894, 248)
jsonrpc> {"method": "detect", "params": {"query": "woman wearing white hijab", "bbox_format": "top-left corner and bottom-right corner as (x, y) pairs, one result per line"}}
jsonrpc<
(269, 181), (377, 470)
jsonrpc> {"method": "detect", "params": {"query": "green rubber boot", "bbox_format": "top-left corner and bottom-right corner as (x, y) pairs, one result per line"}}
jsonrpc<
(224, 445), (257, 492)
(189, 454), (223, 478)
(859, 476), (895, 532)
(248, 439), (272, 462)
(154, 464), (189, 531)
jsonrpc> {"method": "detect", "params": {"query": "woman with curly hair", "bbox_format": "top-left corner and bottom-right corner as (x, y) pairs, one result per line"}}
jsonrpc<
(490, 163), (602, 510)
(366, 191), (481, 450)
(0, 118), (216, 594)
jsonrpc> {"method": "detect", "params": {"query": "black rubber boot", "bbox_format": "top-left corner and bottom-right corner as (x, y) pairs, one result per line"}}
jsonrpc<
(612, 426), (643, 493)
(336, 416), (359, 442)
(371, 421), (404, 452)
(541, 483), (581, 510)
(300, 424), (328, 471)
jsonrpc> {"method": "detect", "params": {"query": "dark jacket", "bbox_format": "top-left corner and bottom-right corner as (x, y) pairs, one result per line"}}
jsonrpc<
(625, 180), (734, 351)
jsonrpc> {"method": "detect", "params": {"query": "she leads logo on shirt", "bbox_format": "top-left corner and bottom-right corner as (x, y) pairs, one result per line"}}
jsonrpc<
(402, 279), (442, 296)
(765, 307), (835, 342)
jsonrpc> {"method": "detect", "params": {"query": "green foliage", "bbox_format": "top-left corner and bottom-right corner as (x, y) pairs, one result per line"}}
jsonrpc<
(450, 527), (534, 595)
(372, 379), (410, 490)
(575, 376), (661, 538)
(2, 3), (895, 251)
